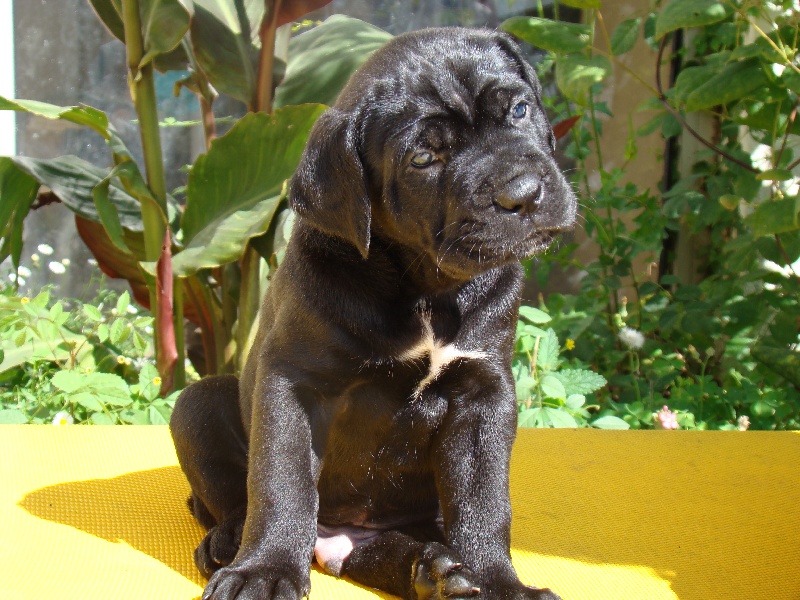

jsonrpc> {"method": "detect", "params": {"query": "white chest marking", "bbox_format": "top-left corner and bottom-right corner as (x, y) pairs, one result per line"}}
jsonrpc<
(400, 315), (487, 396)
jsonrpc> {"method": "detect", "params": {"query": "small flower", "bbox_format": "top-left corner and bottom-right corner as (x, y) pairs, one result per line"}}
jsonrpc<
(654, 405), (679, 430)
(61, 258), (70, 266)
(565, 338), (576, 351)
(20, 297), (30, 304)
(737, 415), (750, 431)
(618, 326), (645, 350)
(152, 376), (162, 387)
(17, 266), (32, 278)
(52, 411), (74, 426)
(117, 355), (127, 365)
(31, 253), (40, 264)
(87, 258), (98, 266)
(126, 304), (138, 315)
(37, 243), (54, 256)
(48, 261), (66, 275)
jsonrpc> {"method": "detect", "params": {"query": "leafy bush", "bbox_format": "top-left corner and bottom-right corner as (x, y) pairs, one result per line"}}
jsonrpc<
(503, 0), (800, 430)
(0, 261), (178, 424)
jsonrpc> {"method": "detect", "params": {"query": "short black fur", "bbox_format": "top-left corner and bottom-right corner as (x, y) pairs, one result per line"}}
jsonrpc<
(171, 26), (576, 600)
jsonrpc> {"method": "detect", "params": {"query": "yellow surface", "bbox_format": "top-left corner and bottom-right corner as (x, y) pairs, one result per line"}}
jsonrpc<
(0, 426), (798, 600)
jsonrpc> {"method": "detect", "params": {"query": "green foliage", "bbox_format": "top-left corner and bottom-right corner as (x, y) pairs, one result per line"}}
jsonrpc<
(0, 4), (382, 384)
(514, 304), (613, 429)
(0, 273), (178, 425)
(503, 1), (800, 430)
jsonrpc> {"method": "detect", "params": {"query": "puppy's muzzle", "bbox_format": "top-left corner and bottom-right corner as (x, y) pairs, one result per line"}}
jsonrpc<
(493, 172), (543, 216)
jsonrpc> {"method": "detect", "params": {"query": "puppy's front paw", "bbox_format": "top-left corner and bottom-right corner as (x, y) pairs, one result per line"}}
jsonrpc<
(194, 518), (244, 578)
(201, 564), (309, 600)
(413, 543), (481, 599)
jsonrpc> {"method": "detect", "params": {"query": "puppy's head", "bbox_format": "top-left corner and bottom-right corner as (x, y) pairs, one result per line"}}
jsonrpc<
(289, 27), (577, 282)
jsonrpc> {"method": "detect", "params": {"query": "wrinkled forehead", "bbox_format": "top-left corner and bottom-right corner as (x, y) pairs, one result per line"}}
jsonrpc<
(340, 30), (534, 110)
(338, 30), (536, 146)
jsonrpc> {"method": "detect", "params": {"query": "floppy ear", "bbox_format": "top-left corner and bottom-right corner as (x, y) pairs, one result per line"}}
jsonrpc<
(288, 108), (371, 259)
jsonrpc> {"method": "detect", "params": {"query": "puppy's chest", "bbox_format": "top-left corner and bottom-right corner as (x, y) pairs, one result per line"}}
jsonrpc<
(397, 313), (487, 397)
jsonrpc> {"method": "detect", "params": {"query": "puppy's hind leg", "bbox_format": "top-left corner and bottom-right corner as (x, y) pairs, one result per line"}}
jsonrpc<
(170, 375), (249, 578)
(342, 527), (480, 600)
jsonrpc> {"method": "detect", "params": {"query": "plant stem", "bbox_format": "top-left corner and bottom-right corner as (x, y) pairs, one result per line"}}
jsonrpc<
(121, 0), (180, 391)
(255, 0), (282, 113)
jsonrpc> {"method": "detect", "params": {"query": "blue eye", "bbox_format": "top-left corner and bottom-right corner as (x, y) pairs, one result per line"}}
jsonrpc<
(410, 151), (435, 168)
(512, 102), (528, 119)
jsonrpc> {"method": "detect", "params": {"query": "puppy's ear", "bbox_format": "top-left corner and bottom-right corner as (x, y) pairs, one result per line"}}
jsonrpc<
(289, 108), (371, 258)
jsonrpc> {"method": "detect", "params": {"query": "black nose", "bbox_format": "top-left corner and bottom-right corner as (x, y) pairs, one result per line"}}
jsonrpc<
(494, 173), (542, 215)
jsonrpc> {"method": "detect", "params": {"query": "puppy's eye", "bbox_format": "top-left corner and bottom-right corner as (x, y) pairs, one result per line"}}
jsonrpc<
(410, 151), (435, 168)
(511, 102), (528, 119)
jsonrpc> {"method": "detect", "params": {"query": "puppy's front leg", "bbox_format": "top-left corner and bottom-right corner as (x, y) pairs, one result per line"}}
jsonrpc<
(433, 375), (562, 600)
(203, 375), (318, 600)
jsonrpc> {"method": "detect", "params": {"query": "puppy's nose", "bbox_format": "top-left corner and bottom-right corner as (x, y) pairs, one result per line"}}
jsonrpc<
(494, 173), (542, 215)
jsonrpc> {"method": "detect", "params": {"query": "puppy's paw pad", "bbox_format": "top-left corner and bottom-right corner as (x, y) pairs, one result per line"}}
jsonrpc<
(414, 544), (480, 599)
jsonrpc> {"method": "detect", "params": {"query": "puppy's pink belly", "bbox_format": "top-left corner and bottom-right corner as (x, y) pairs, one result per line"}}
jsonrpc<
(314, 524), (382, 576)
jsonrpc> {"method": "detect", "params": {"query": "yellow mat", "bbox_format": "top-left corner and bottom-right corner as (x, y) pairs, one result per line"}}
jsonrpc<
(0, 426), (798, 600)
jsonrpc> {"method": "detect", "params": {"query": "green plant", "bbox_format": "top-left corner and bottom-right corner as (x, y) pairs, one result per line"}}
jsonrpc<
(0, 273), (180, 424)
(0, 2), (389, 393)
(503, 0), (800, 429)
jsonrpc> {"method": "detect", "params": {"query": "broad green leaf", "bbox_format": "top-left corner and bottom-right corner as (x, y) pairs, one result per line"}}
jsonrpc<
(0, 96), (111, 140)
(566, 394), (586, 409)
(501, 17), (590, 55)
(87, 0), (125, 41)
(91, 412), (116, 425)
(148, 404), (171, 424)
(83, 304), (103, 322)
(543, 407), (579, 428)
(610, 18), (641, 56)
(176, 105), (325, 277)
(553, 368), (608, 395)
(685, 59), (769, 112)
(555, 54), (612, 107)
(190, 0), (265, 106)
(9, 156), (144, 231)
(518, 406), (541, 428)
(746, 197), (800, 237)
(139, 0), (191, 68)
(275, 15), (392, 109)
(655, 0), (727, 40)
(518, 306), (552, 324)
(87, 0), (191, 71)
(591, 415), (631, 430)
(92, 165), (136, 255)
(535, 328), (560, 371)
(540, 375), (566, 400)
(0, 158), (39, 269)
(52, 370), (85, 394)
(0, 410), (28, 424)
(72, 392), (105, 412)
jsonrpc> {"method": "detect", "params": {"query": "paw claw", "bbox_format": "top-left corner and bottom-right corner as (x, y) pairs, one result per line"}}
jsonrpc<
(414, 543), (481, 600)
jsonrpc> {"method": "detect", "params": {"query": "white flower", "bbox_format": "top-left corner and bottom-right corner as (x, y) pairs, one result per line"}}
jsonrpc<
(48, 261), (66, 274)
(126, 304), (138, 315)
(87, 258), (98, 266)
(737, 415), (750, 431)
(52, 411), (74, 426)
(37, 243), (54, 256)
(31, 253), (40, 264)
(618, 326), (645, 350)
(61, 258), (70, 266)
(17, 266), (32, 278)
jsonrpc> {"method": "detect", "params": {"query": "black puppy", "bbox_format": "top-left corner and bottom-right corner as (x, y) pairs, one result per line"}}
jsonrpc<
(171, 26), (577, 600)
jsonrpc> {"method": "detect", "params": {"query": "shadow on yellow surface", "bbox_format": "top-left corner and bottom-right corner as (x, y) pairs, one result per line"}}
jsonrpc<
(21, 466), (205, 585)
(15, 430), (800, 600)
